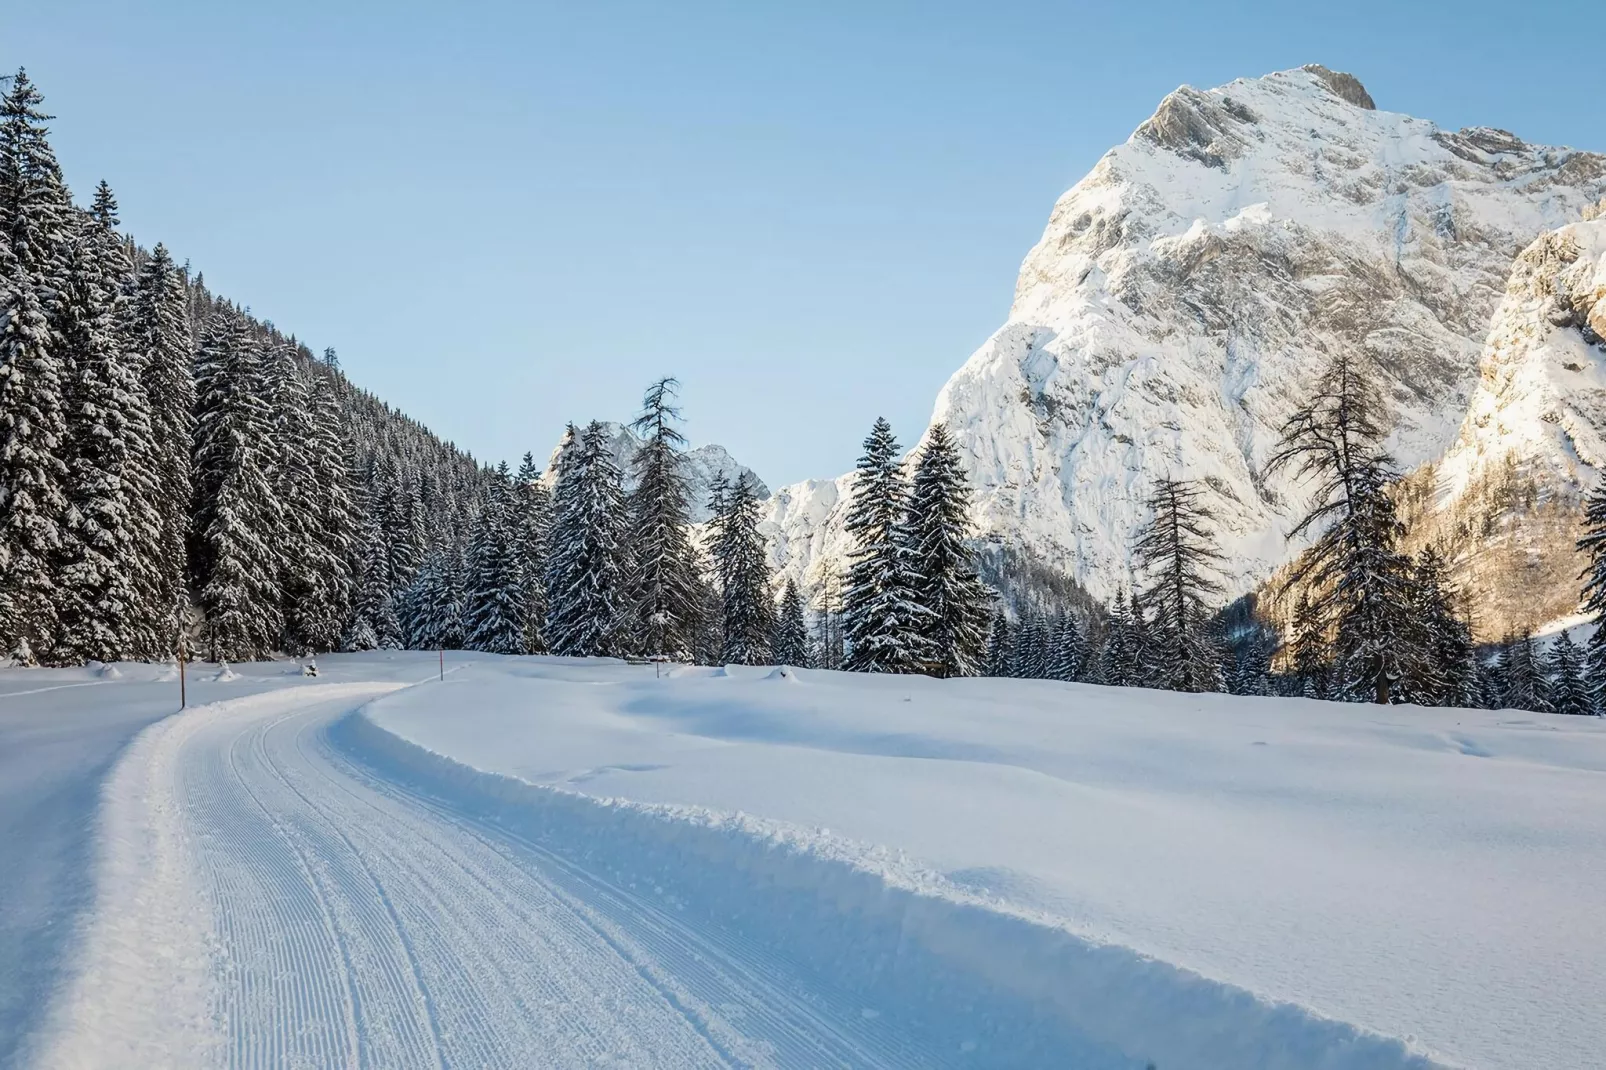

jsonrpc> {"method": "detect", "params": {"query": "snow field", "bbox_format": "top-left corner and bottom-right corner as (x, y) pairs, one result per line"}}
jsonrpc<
(353, 657), (1606, 1068)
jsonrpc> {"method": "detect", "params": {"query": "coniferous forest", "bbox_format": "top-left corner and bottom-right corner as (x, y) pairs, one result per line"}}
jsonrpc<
(3, 67), (1605, 718)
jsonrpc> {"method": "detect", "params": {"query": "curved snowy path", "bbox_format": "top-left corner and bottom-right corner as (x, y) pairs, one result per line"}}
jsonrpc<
(34, 684), (956, 1070)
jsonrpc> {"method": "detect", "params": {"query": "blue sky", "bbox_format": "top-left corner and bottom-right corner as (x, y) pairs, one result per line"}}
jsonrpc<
(10, 1), (1604, 486)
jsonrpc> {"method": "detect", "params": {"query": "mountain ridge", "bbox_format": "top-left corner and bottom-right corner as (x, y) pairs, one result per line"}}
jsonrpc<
(762, 64), (1606, 607)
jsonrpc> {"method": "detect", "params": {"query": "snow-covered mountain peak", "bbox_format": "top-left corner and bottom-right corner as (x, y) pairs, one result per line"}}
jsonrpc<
(768, 65), (1606, 604)
(1437, 219), (1606, 500)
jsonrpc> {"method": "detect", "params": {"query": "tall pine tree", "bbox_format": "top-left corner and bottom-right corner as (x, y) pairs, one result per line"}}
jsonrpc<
(462, 467), (525, 654)
(545, 422), (630, 657)
(772, 578), (811, 667)
(191, 310), (282, 661)
(903, 422), (989, 678)
(625, 378), (703, 659)
(710, 470), (774, 665)
(0, 69), (72, 662)
(842, 418), (926, 673)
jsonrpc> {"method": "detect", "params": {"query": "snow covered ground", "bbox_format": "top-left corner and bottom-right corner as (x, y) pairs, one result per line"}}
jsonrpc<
(6, 653), (1604, 1068)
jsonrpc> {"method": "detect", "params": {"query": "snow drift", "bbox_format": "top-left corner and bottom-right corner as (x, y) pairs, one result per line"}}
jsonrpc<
(336, 700), (1446, 1070)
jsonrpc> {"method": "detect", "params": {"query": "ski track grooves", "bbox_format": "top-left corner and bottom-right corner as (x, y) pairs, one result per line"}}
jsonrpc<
(36, 682), (952, 1070)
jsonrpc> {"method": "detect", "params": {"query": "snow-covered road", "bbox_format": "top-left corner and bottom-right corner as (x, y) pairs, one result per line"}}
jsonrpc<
(26, 681), (968, 1069)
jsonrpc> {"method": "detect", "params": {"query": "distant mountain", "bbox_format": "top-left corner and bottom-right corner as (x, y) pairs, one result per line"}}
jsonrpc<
(765, 65), (1606, 609)
(544, 422), (767, 524)
(1402, 212), (1606, 634)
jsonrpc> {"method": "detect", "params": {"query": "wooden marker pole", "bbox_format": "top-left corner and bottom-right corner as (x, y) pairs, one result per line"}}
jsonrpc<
(179, 650), (187, 709)
(439, 648), (444, 682)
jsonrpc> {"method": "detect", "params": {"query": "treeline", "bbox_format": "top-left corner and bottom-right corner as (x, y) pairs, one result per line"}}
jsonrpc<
(985, 348), (1606, 715)
(0, 69), (486, 666)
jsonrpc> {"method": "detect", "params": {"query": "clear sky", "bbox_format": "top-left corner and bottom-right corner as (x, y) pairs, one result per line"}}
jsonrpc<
(9, 1), (1604, 486)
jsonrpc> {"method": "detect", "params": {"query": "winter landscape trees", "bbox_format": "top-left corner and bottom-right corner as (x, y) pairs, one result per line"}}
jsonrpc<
(3, 66), (1603, 716)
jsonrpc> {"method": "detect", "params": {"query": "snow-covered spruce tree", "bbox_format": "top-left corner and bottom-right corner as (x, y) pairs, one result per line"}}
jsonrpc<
(544, 421), (631, 657)
(1575, 472), (1606, 707)
(903, 422), (989, 678)
(1267, 351), (1414, 704)
(265, 342), (326, 655)
(127, 242), (194, 652)
(1128, 590), (1158, 688)
(190, 310), (283, 662)
(1047, 614), (1087, 682)
(772, 578), (811, 667)
(710, 470), (773, 665)
(1546, 630), (1589, 716)
(462, 466), (525, 655)
(841, 418), (928, 673)
(54, 192), (149, 663)
(403, 545), (465, 651)
(1500, 630), (1549, 713)
(1585, 628), (1606, 716)
(294, 368), (358, 652)
(1289, 593), (1329, 698)
(625, 377), (704, 659)
(1397, 545), (1475, 707)
(0, 70), (73, 662)
(1094, 590), (1140, 687)
(95, 186), (166, 660)
(1134, 477), (1225, 693)
(511, 452), (550, 653)
(347, 505), (401, 651)
(1012, 609), (1050, 679)
(983, 606), (1012, 677)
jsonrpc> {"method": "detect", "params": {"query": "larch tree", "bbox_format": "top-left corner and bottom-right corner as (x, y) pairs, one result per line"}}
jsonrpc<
(1268, 351), (1413, 704)
(1134, 476), (1224, 692)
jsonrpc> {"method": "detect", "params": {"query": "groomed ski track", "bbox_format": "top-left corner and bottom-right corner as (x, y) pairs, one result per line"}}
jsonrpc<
(30, 681), (976, 1069)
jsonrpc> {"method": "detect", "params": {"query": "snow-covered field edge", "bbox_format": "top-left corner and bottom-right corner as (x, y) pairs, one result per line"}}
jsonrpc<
(335, 701), (1456, 1070)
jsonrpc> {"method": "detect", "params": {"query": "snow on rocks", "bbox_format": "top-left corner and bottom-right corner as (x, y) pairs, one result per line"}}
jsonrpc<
(764, 66), (1606, 601)
(1437, 218), (1606, 500)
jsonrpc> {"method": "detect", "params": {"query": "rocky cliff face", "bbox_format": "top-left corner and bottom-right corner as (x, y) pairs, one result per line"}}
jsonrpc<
(1397, 216), (1606, 636)
(765, 65), (1606, 603)
(1437, 217), (1606, 498)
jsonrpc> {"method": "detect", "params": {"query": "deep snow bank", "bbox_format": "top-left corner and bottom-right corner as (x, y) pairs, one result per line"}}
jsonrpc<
(337, 686), (1449, 1070)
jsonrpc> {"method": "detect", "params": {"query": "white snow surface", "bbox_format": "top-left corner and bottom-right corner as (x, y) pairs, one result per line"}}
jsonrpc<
(12, 652), (1606, 1069)
(764, 66), (1606, 600)
(364, 656), (1606, 1070)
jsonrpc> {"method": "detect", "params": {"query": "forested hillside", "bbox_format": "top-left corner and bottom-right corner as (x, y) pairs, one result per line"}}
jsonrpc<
(0, 69), (489, 665)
